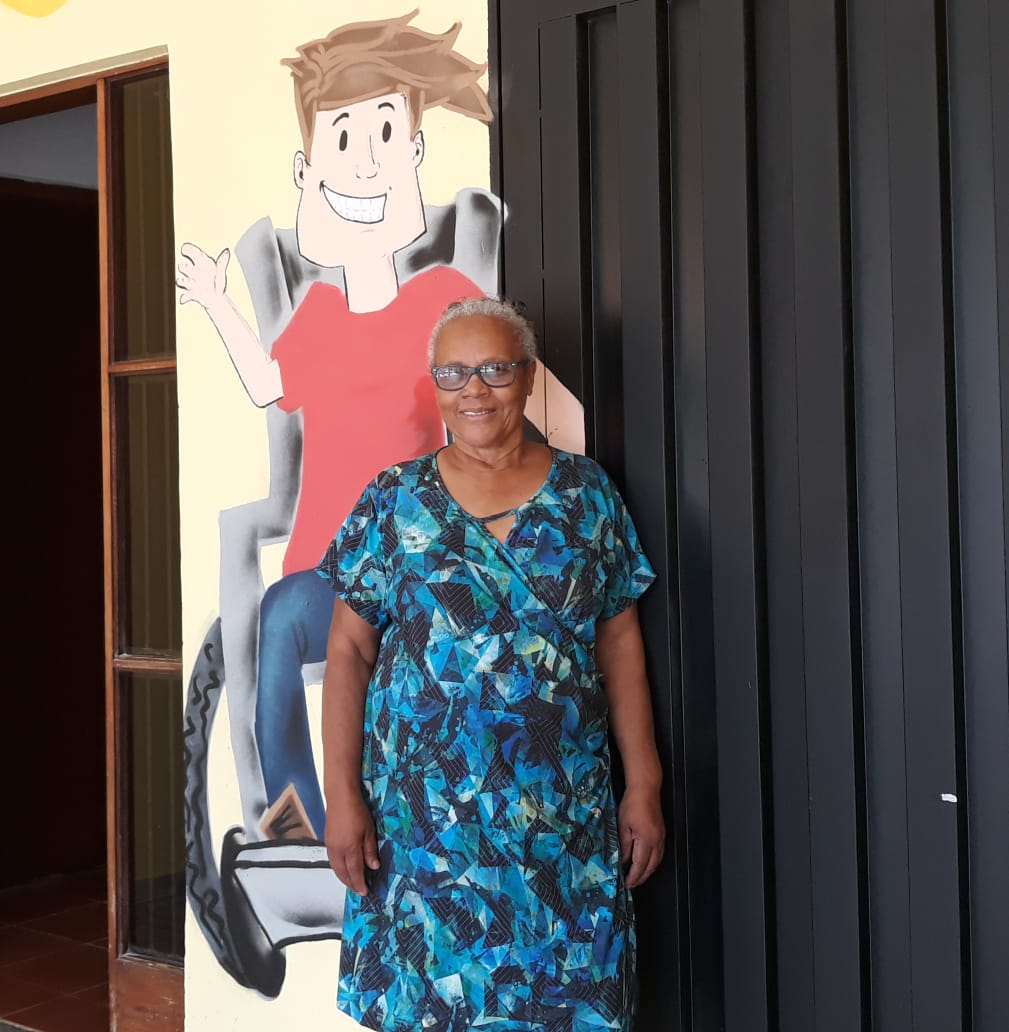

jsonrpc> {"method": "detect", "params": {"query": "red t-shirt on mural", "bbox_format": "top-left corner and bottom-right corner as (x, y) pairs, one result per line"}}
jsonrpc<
(272, 265), (481, 576)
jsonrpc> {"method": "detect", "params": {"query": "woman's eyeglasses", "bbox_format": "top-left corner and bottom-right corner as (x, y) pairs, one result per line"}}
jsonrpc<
(431, 360), (531, 391)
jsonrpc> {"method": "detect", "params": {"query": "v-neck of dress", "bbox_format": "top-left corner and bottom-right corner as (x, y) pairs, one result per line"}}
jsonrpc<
(431, 447), (558, 551)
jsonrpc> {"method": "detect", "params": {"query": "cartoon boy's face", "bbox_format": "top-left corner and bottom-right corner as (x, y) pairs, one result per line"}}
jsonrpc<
(293, 91), (426, 267)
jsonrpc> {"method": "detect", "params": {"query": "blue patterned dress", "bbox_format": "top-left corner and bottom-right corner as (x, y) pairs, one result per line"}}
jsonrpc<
(317, 449), (655, 1032)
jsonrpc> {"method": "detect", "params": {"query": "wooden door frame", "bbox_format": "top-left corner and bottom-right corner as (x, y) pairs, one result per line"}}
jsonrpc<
(0, 55), (183, 1032)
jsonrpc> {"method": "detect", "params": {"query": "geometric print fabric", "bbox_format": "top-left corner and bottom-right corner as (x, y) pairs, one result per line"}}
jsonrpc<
(317, 449), (656, 1031)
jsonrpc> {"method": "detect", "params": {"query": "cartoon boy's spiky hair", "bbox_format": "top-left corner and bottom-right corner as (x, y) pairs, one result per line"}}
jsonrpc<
(282, 10), (493, 155)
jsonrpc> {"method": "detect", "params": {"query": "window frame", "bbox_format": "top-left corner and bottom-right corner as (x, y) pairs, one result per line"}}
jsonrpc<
(98, 62), (184, 1029)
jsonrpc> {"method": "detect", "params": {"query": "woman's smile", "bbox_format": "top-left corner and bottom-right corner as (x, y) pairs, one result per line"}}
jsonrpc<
(431, 314), (535, 452)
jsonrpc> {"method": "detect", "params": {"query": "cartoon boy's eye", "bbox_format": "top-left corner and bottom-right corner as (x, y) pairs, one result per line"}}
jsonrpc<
(382, 121), (392, 143)
(339, 129), (349, 152)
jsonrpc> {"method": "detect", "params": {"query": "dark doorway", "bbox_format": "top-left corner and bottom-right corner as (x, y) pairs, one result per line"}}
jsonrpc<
(0, 109), (109, 1029)
(0, 174), (105, 888)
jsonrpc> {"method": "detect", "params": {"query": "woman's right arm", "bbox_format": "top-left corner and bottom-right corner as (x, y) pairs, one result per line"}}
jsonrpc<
(321, 597), (382, 895)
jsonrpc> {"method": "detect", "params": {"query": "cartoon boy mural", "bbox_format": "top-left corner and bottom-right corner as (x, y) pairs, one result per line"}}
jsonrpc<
(180, 14), (499, 842)
(179, 10), (583, 997)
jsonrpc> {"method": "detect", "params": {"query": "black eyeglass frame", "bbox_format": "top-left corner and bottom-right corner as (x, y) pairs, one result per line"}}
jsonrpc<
(430, 359), (532, 391)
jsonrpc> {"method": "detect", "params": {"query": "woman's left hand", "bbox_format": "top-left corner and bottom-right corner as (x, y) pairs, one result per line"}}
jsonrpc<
(618, 784), (665, 889)
(597, 605), (666, 890)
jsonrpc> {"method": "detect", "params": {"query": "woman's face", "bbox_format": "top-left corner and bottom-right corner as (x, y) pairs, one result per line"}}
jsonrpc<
(431, 314), (536, 452)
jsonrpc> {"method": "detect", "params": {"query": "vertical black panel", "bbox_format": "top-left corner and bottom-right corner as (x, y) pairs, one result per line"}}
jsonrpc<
(993, 31), (1009, 1030)
(847, 1), (914, 1026)
(755, 0), (864, 1026)
(947, 2), (1009, 1030)
(585, 11), (624, 472)
(786, 3), (864, 1029)
(499, 6), (545, 331)
(615, 4), (683, 1029)
(699, 0), (771, 1028)
(885, 3), (963, 1028)
(667, 1), (726, 1027)
(851, 0), (964, 1027)
(995, 5), (1009, 788)
(539, 18), (590, 403)
(995, 23), (1009, 1022)
(753, 1), (813, 1027)
(996, 5), (1009, 708)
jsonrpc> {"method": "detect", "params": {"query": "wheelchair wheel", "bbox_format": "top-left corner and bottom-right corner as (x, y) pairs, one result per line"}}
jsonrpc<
(182, 618), (259, 989)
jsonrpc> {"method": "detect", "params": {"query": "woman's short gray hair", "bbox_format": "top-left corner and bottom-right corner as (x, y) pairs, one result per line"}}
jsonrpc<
(427, 296), (539, 365)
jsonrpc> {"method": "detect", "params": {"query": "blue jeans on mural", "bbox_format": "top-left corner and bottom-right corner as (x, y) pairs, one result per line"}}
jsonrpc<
(255, 569), (335, 838)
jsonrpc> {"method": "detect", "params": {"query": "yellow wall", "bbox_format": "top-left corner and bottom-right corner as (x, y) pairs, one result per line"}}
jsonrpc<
(0, 2), (489, 1028)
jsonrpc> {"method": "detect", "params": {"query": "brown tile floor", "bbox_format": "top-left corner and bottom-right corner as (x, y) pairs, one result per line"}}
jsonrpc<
(0, 871), (108, 1032)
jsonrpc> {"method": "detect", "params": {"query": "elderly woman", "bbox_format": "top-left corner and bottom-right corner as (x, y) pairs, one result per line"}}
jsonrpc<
(318, 297), (664, 1032)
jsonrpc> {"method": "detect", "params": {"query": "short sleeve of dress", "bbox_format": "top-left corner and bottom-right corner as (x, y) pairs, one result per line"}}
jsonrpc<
(599, 473), (657, 622)
(316, 482), (390, 631)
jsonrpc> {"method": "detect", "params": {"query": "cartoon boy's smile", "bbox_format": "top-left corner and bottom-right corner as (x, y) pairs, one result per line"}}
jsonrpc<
(320, 184), (387, 225)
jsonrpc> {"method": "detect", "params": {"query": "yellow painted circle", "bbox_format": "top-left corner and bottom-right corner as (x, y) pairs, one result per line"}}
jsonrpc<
(1, 0), (70, 15)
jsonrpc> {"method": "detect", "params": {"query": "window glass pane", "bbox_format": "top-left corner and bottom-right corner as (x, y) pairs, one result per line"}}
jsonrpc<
(117, 375), (181, 654)
(113, 72), (175, 360)
(125, 673), (184, 961)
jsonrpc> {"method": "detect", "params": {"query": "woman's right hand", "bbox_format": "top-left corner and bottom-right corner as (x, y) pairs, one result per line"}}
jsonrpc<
(324, 790), (381, 896)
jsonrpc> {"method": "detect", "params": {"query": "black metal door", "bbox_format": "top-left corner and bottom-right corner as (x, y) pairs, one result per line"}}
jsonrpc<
(494, 1), (1009, 1030)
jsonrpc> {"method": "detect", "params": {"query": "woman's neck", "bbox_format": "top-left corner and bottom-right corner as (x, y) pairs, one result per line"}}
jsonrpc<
(443, 438), (530, 477)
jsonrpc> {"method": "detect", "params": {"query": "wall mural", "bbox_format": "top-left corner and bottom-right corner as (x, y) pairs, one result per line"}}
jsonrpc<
(177, 9), (584, 1004)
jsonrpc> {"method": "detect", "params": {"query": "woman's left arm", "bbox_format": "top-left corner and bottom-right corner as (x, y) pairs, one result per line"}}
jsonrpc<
(596, 603), (665, 889)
